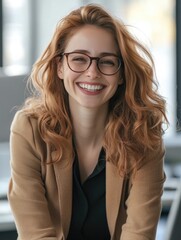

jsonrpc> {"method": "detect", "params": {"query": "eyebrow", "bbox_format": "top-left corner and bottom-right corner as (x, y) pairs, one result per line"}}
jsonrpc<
(70, 49), (118, 56)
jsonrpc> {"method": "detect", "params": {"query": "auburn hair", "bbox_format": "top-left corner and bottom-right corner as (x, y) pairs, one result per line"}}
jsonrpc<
(23, 4), (168, 176)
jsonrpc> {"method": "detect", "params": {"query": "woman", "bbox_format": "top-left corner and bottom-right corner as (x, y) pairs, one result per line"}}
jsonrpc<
(8, 4), (168, 240)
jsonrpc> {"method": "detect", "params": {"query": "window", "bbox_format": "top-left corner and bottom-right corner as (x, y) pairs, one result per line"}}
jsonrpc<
(0, 0), (3, 67)
(2, 0), (31, 75)
(176, 0), (181, 131)
(112, 0), (176, 137)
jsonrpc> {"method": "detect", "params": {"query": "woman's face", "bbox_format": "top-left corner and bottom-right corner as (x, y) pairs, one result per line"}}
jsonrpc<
(58, 24), (122, 110)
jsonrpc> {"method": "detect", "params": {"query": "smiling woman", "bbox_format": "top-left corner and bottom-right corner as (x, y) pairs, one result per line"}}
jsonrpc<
(8, 4), (168, 240)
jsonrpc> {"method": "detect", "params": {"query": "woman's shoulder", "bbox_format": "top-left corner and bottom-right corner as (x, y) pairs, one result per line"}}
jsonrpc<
(11, 109), (39, 136)
(10, 110), (47, 155)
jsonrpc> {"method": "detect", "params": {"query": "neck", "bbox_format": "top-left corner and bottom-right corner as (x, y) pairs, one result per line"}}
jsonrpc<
(69, 101), (108, 150)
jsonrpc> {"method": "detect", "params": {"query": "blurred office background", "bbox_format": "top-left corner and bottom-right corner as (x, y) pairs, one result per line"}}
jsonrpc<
(0, 0), (181, 239)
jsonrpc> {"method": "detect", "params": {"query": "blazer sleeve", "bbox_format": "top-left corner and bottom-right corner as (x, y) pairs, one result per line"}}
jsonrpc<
(120, 144), (166, 240)
(8, 111), (58, 240)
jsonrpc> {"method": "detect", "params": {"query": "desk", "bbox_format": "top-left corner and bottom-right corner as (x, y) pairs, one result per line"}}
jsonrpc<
(162, 177), (180, 210)
(0, 200), (15, 231)
(0, 179), (16, 231)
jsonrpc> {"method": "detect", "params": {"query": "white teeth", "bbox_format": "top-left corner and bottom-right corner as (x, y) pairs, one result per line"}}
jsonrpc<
(78, 83), (103, 91)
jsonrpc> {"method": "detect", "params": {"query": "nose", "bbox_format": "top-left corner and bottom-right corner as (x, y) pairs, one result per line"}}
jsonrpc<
(86, 59), (100, 79)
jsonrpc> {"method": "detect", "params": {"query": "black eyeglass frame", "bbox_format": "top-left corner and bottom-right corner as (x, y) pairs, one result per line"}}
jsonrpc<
(61, 51), (122, 76)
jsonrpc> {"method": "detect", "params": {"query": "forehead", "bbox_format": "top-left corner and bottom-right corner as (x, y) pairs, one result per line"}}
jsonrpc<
(64, 24), (118, 54)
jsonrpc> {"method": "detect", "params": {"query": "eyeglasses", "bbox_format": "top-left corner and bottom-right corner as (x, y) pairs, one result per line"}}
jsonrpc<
(61, 52), (122, 76)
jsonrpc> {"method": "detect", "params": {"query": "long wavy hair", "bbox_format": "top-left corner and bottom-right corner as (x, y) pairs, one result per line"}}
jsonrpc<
(24, 4), (168, 176)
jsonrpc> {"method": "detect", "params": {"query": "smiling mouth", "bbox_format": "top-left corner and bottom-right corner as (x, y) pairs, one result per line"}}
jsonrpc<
(77, 83), (105, 92)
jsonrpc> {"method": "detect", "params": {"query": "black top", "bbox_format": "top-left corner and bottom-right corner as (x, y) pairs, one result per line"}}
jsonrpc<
(67, 149), (110, 240)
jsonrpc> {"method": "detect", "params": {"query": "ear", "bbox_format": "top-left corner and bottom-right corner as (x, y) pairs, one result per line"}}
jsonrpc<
(56, 57), (64, 79)
(117, 69), (124, 85)
(118, 76), (123, 85)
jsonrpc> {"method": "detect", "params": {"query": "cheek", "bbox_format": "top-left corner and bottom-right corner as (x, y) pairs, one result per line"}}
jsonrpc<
(64, 73), (76, 84)
(61, 71), (80, 92)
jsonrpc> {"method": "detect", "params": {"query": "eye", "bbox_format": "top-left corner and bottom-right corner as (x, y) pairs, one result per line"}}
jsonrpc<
(70, 54), (88, 64)
(99, 57), (116, 67)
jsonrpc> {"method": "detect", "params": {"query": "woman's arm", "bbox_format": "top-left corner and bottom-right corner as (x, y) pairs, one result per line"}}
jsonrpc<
(8, 111), (58, 240)
(121, 145), (166, 240)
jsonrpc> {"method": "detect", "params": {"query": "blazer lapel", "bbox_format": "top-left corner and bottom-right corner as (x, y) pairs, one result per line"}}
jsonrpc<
(53, 154), (125, 238)
(53, 159), (73, 239)
(106, 161), (124, 238)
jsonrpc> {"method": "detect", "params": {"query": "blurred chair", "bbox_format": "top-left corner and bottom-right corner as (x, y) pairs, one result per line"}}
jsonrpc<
(164, 179), (181, 240)
(0, 74), (28, 142)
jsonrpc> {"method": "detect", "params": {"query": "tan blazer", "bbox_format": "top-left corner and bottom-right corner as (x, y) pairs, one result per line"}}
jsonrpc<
(8, 111), (165, 240)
